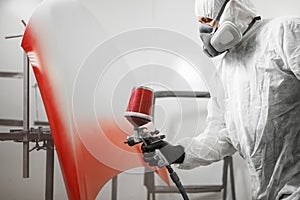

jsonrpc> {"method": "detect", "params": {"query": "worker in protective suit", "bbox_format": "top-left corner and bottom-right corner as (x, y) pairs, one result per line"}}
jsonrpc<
(142, 0), (300, 199)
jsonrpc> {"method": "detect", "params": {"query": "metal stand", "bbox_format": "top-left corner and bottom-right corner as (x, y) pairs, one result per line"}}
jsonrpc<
(45, 140), (54, 200)
(1, 29), (120, 200)
(111, 176), (118, 200)
(23, 52), (30, 178)
(0, 29), (54, 200)
(143, 90), (236, 200)
(144, 156), (236, 200)
(0, 128), (54, 200)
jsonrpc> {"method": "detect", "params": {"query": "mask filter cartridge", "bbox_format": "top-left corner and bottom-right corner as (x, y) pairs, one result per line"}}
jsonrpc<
(211, 21), (242, 52)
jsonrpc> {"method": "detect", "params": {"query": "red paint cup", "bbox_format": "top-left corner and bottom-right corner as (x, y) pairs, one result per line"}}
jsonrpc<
(124, 86), (154, 126)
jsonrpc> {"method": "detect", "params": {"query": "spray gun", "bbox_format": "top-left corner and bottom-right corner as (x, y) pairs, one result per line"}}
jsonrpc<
(124, 86), (189, 200)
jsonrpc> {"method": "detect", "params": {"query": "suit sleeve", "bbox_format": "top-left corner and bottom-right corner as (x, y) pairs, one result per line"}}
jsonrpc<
(176, 95), (236, 169)
(278, 17), (300, 80)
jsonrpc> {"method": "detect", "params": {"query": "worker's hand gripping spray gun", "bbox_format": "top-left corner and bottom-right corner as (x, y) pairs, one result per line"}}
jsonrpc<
(124, 86), (189, 200)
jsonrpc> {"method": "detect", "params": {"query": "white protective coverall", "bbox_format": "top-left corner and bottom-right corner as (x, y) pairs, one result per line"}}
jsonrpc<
(177, 0), (300, 199)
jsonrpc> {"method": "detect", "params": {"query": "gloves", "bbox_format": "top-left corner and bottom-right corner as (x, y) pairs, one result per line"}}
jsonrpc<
(141, 140), (185, 168)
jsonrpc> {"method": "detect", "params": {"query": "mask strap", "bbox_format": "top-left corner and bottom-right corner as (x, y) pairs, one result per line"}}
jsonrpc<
(212, 0), (230, 33)
(242, 16), (261, 36)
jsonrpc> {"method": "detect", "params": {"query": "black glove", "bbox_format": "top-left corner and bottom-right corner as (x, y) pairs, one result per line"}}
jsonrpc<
(141, 140), (185, 167)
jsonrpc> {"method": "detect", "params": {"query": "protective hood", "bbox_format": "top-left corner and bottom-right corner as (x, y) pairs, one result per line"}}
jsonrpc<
(195, 0), (258, 34)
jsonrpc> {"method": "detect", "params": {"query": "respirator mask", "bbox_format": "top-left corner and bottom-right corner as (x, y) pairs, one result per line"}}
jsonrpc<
(199, 0), (260, 57)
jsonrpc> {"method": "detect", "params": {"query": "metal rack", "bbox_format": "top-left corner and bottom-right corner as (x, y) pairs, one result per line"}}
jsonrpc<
(1, 31), (119, 200)
(0, 32), (54, 200)
(143, 90), (236, 200)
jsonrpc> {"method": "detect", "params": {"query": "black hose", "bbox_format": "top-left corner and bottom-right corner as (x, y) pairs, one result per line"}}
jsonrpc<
(166, 165), (189, 200)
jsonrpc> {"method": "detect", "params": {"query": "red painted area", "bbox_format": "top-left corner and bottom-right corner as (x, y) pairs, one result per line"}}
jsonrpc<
(22, 23), (81, 199)
(21, 22), (169, 199)
(74, 120), (170, 199)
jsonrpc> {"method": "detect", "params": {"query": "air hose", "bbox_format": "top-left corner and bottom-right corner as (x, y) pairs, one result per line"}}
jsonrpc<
(166, 165), (189, 200)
